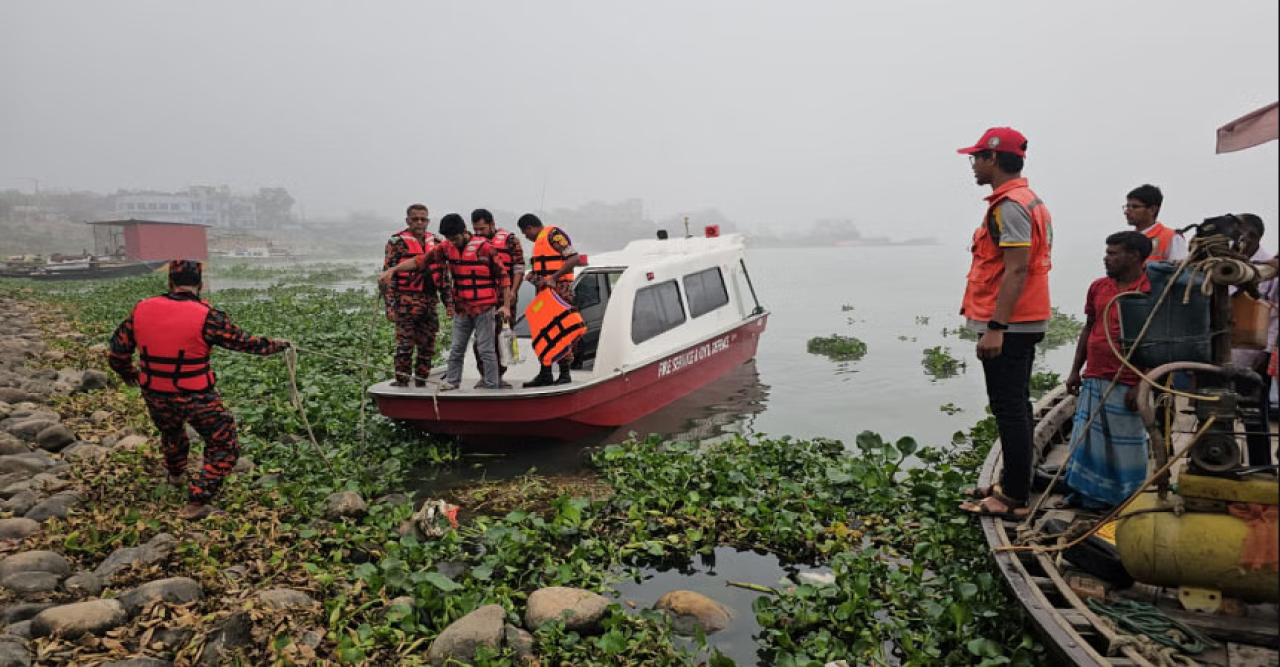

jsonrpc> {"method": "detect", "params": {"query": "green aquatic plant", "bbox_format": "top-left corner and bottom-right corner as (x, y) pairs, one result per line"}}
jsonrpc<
(806, 334), (868, 362)
(922, 346), (965, 379)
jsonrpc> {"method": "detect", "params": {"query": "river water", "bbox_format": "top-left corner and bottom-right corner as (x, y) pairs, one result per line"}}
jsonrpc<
(216, 244), (1100, 665)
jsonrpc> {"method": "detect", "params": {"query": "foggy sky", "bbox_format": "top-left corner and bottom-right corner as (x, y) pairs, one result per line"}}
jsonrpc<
(2, 1), (1277, 251)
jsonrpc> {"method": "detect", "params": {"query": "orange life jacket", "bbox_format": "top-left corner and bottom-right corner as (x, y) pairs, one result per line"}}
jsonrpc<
(531, 227), (573, 283)
(444, 236), (500, 309)
(133, 295), (216, 392)
(524, 287), (585, 366)
(391, 230), (439, 293)
(1143, 223), (1178, 264)
(490, 229), (519, 278)
(961, 178), (1053, 323)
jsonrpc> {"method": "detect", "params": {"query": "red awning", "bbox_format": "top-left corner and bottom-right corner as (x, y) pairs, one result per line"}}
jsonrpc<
(1216, 102), (1279, 154)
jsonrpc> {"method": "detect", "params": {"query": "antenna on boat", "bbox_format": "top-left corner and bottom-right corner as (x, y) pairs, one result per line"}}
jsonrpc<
(683, 216), (691, 238)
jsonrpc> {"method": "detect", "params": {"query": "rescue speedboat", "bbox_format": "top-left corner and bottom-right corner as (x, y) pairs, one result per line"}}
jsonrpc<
(368, 230), (769, 439)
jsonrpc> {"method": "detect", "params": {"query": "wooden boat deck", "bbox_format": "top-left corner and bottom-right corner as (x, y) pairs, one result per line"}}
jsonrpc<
(978, 386), (1279, 667)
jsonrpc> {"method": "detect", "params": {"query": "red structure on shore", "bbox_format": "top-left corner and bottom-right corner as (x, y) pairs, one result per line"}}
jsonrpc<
(88, 219), (209, 261)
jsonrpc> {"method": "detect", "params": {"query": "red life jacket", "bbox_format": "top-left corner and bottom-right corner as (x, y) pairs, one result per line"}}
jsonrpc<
(133, 295), (216, 393)
(444, 236), (500, 309)
(490, 229), (519, 278)
(1143, 223), (1179, 264)
(391, 230), (439, 293)
(961, 178), (1053, 323)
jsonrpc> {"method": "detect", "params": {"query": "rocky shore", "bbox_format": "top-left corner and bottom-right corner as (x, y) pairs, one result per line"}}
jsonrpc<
(0, 296), (333, 666)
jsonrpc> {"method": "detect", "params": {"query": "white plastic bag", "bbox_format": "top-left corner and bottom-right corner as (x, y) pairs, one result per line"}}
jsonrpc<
(499, 324), (522, 365)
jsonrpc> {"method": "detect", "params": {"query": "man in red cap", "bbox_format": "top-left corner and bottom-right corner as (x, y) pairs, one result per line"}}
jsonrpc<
(955, 127), (1054, 520)
(108, 260), (291, 521)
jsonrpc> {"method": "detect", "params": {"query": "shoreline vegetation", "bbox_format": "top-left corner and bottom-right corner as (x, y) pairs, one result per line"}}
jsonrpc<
(0, 269), (1043, 666)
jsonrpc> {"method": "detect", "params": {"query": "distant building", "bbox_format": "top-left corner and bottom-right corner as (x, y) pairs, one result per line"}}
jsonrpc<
(113, 186), (262, 229)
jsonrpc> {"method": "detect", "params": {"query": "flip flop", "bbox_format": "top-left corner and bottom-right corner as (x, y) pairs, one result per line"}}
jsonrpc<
(962, 484), (1002, 500)
(959, 493), (1030, 521)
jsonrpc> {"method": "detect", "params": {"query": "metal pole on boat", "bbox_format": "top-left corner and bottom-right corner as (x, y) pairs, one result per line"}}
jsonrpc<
(739, 259), (764, 316)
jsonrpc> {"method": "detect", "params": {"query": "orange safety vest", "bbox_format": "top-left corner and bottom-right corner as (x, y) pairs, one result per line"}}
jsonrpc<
(444, 236), (500, 309)
(391, 230), (439, 293)
(489, 229), (520, 279)
(524, 287), (585, 366)
(1143, 223), (1178, 264)
(531, 227), (574, 283)
(961, 178), (1053, 323)
(133, 295), (216, 392)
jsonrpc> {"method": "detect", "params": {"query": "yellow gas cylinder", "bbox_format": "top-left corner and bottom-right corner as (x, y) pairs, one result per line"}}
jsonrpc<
(1115, 491), (1279, 603)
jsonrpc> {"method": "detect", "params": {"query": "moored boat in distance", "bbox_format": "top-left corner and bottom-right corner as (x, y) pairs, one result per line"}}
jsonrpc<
(369, 230), (769, 439)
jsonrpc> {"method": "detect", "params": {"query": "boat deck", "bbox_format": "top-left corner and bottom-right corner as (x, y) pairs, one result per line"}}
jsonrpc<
(979, 387), (1279, 667)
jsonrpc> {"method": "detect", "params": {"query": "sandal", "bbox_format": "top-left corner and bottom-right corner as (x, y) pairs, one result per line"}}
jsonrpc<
(959, 491), (1031, 521)
(962, 484), (1002, 500)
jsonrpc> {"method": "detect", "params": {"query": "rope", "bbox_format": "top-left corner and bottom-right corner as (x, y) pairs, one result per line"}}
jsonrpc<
(1017, 238), (1238, 525)
(283, 346), (338, 476)
(997, 416), (1216, 554)
(1088, 598), (1216, 656)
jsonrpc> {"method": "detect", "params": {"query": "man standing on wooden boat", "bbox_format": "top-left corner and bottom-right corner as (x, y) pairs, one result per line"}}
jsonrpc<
(383, 204), (448, 387)
(956, 127), (1054, 521)
(1062, 231), (1153, 508)
(1230, 214), (1277, 467)
(1123, 184), (1187, 264)
(381, 214), (512, 390)
(472, 208), (525, 381)
(108, 260), (291, 521)
(517, 213), (582, 388)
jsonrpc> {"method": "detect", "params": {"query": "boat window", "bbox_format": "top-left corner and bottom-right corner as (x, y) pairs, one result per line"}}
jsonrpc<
(632, 280), (686, 344)
(683, 267), (729, 319)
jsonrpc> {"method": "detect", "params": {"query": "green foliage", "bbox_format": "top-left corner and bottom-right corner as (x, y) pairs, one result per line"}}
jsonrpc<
(1042, 307), (1083, 350)
(921, 346), (965, 380)
(806, 334), (868, 362)
(1029, 369), (1061, 398)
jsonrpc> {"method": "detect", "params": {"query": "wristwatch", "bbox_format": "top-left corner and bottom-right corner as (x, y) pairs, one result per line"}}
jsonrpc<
(986, 320), (1009, 331)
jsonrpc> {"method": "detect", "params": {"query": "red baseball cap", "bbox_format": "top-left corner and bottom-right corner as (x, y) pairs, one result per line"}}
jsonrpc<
(957, 127), (1027, 157)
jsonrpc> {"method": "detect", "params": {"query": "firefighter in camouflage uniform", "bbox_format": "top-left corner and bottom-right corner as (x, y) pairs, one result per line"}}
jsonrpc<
(383, 203), (449, 386)
(108, 260), (290, 521)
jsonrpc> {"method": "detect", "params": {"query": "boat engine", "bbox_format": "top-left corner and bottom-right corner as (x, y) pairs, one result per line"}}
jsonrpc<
(1115, 215), (1279, 610)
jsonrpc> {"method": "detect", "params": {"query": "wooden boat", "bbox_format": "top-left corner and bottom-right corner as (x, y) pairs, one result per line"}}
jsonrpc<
(27, 259), (166, 281)
(369, 231), (769, 439)
(980, 104), (1279, 666)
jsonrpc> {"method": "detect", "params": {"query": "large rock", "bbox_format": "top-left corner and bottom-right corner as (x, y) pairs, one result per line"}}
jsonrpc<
(0, 640), (30, 667)
(24, 493), (81, 523)
(61, 443), (110, 462)
(94, 533), (177, 581)
(0, 491), (38, 517)
(117, 577), (203, 616)
(0, 602), (57, 624)
(77, 370), (111, 393)
(0, 388), (40, 405)
(112, 435), (150, 451)
(425, 604), (506, 666)
(255, 588), (318, 611)
(0, 518), (40, 540)
(34, 425), (75, 452)
(0, 551), (71, 581)
(62, 572), (104, 598)
(196, 612), (252, 667)
(503, 623), (535, 663)
(5, 420), (58, 443)
(323, 491), (367, 520)
(0, 434), (29, 456)
(30, 599), (128, 639)
(4, 620), (32, 639)
(0, 454), (54, 476)
(1, 571), (60, 595)
(524, 586), (610, 632)
(653, 590), (733, 635)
